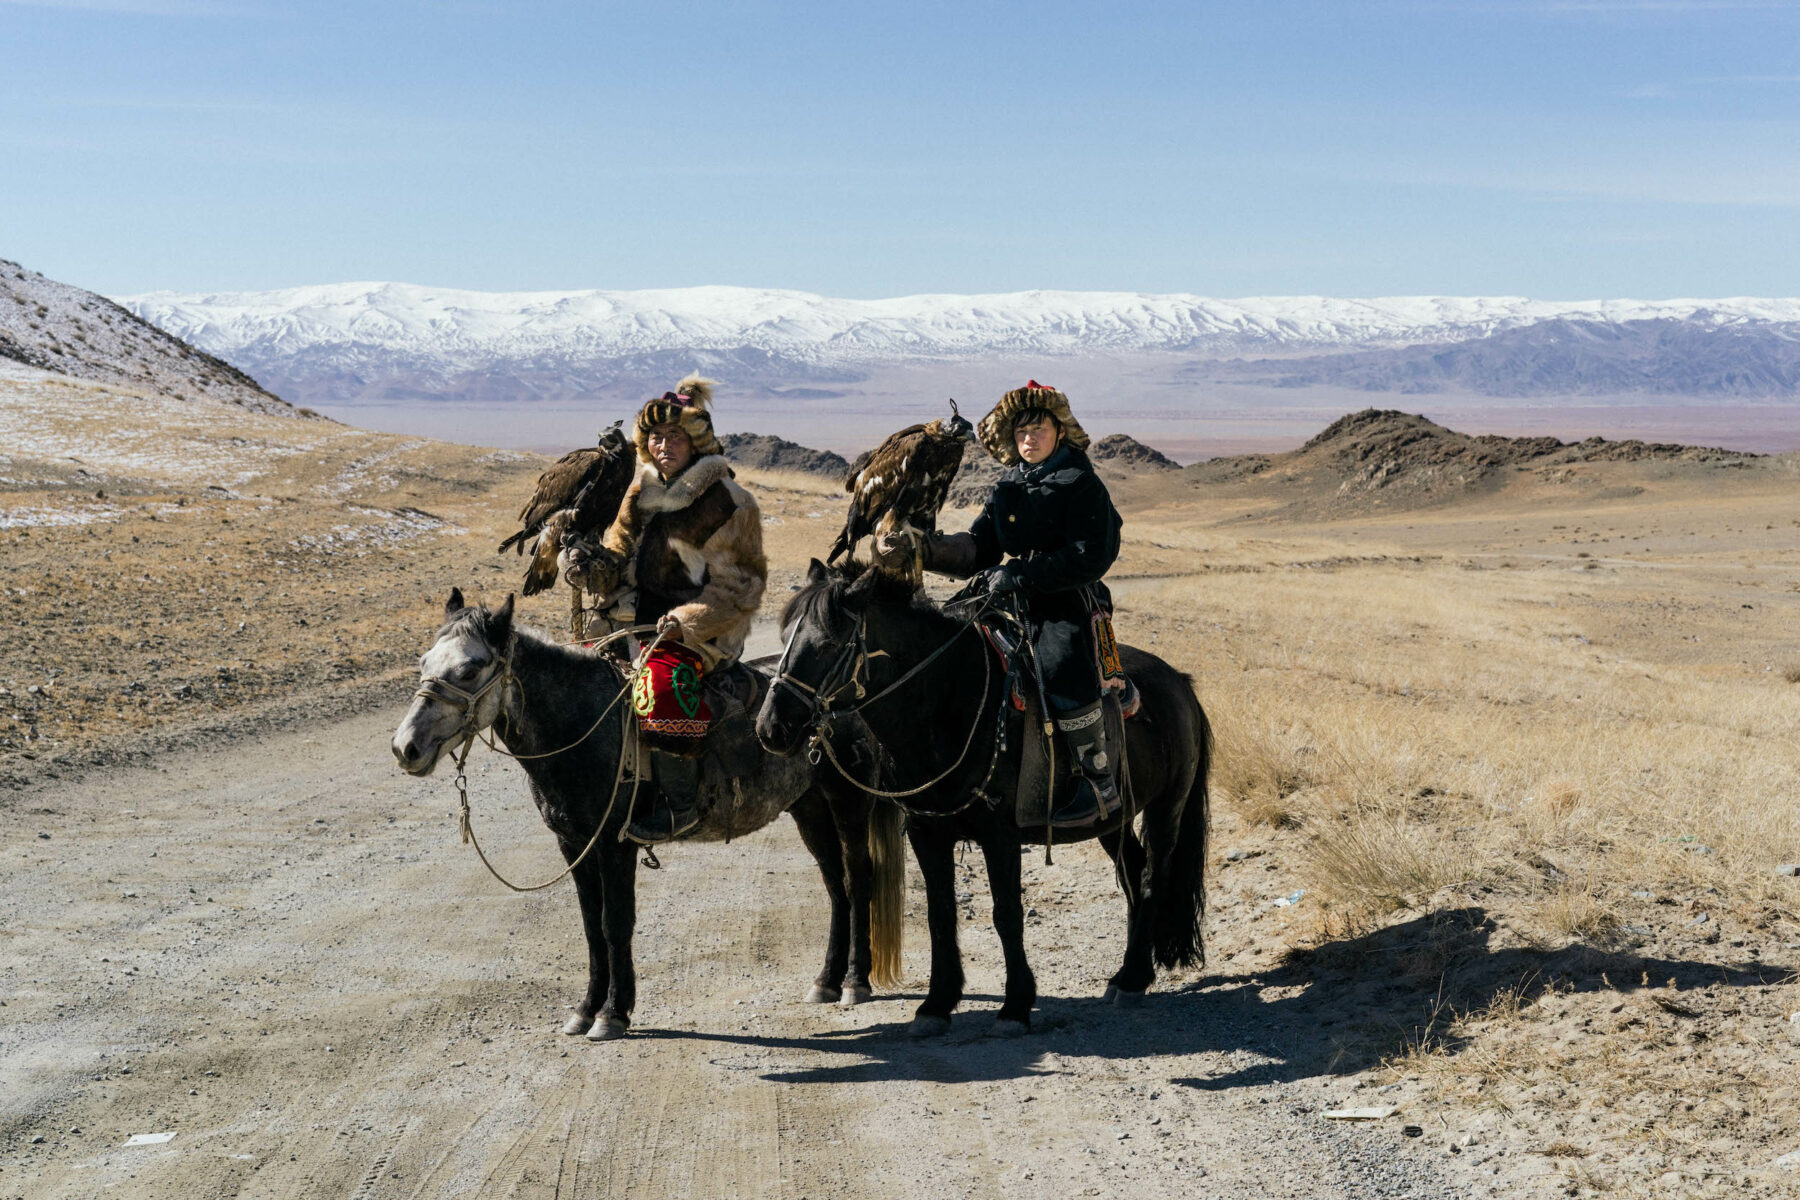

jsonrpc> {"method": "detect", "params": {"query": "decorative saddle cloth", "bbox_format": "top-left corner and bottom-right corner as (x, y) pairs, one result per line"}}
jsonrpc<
(632, 644), (714, 751)
(977, 610), (1142, 720)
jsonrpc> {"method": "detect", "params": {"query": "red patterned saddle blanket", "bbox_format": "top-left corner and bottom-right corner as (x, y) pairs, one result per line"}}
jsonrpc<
(631, 644), (714, 751)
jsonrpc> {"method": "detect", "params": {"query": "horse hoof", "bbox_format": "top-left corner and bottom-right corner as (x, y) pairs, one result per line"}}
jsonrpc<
(560, 1012), (593, 1036)
(840, 985), (873, 1008)
(584, 1017), (629, 1042)
(1110, 988), (1145, 1009)
(907, 1015), (952, 1038)
(805, 984), (842, 1004)
(992, 1018), (1029, 1039)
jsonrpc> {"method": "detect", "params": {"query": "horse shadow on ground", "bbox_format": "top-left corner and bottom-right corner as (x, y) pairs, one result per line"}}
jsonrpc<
(637, 906), (1790, 1089)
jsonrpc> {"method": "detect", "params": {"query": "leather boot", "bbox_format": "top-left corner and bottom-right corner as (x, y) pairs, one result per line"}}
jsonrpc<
(1050, 702), (1122, 829)
(627, 752), (703, 843)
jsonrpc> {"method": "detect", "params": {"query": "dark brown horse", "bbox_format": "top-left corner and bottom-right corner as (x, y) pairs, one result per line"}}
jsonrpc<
(757, 561), (1211, 1036)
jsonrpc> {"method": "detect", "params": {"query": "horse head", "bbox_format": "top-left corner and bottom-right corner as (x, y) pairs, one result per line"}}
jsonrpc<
(756, 559), (935, 756)
(391, 588), (516, 776)
(757, 560), (869, 756)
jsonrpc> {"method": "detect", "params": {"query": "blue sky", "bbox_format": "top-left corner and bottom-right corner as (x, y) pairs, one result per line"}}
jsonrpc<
(4, 0), (1798, 298)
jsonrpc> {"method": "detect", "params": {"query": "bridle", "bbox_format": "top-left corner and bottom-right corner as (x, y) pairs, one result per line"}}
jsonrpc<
(769, 592), (1003, 804)
(409, 623), (669, 892)
(414, 652), (515, 745)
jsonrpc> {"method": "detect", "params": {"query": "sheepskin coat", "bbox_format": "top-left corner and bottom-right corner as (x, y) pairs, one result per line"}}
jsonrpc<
(600, 455), (766, 664)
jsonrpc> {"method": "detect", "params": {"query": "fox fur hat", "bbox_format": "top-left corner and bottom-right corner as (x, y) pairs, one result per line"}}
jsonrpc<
(632, 374), (722, 464)
(976, 380), (1091, 465)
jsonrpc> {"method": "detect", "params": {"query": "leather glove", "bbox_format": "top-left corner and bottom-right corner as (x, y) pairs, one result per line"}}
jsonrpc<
(983, 563), (1023, 595)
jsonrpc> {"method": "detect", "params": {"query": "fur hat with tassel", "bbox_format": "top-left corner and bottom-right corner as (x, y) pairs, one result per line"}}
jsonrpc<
(632, 374), (722, 463)
(976, 380), (1091, 465)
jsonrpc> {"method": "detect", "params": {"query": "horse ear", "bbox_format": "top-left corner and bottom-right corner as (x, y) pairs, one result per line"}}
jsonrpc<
(806, 558), (828, 584)
(445, 588), (465, 618)
(843, 567), (877, 609)
(492, 593), (516, 639)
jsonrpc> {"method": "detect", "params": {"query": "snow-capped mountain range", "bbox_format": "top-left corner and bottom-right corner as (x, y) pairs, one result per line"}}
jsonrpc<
(114, 282), (1800, 412)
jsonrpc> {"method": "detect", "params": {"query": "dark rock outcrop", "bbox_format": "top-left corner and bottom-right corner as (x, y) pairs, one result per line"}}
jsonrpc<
(718, 433), (849, 477)
(1193, 408), (1758, 513)
(1091, 433), (1180, 469)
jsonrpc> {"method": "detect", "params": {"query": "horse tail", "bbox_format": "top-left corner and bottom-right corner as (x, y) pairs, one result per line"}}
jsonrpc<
(1153, 697), (1212, 970)
(867, 803), (906, 988)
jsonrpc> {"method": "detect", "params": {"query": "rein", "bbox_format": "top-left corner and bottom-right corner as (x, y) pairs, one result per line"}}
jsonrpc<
(423, 624), (669, 892)
(783, 597), (1003, 804)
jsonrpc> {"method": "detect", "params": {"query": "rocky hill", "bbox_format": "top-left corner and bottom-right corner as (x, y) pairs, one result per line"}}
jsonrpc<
(0, 259), (299, 417)
(1189, 408), (1759, 513)
(1092, 433), (1180, 470)
(717, 432), (849, 477)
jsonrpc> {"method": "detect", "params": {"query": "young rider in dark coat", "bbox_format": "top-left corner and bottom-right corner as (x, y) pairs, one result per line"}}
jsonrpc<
(924, 381), (1123, 827)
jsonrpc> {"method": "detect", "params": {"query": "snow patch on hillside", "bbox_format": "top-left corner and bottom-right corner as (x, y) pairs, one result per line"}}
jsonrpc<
(120, 282), (1800, 370)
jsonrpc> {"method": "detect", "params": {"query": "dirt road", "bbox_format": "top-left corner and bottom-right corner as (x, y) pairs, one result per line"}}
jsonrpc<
(1, 702), (1521, 1200)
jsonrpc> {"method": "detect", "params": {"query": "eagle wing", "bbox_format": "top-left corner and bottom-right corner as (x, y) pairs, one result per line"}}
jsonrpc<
(829, 425), (926, 563)
(505, 425), (634, 595)
(498, 447), (605, 555)
(523, 508), (578, 596)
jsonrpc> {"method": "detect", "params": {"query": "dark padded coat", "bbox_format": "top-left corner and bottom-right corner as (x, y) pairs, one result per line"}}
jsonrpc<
(967, 444), (1122, 624)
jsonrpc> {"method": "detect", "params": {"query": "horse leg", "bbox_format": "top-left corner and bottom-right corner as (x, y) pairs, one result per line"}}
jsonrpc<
(829, 791), (876, 1004)
(1099, 827), (1142, 914)
(979, 822), (1036, 1034)
(559, 839), (612, 1035)
(1103, 824), (1156, 1003)
(789, 790), (850, 1004)
(587, 838), (639, 1041)
(905, 820), (963, 1036)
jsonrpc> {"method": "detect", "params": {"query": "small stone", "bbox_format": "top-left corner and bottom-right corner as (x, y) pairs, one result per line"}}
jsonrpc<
(1225, 848), (1249, 862)
(1686, 912), (1710, 927)
(30, 1135), (45, 1144)
(1777, 864), (1800, 877)
(1772, 1148), (1800, 1170)
(1631, 890), (1655, 900)
(36, 831), (49, 840)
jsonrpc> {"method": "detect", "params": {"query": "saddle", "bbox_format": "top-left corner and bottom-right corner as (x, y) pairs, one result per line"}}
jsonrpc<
(976, 612), (1140, 828)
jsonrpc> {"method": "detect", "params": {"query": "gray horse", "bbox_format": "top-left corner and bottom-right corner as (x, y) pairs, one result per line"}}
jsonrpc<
(392, 589), (901, 1040)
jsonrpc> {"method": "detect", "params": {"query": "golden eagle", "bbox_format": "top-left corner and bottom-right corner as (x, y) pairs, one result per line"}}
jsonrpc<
(497, 422), (635, 597)
(829, 400), (973, 566)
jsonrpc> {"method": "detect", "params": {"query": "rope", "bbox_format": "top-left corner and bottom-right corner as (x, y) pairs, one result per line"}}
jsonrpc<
(815, 641), (994, 800)
(478, 627), (665, 762)
(447, 626), (669, 892)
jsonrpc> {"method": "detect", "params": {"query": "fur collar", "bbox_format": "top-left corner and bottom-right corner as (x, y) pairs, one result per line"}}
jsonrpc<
(633, 455), (735, 515)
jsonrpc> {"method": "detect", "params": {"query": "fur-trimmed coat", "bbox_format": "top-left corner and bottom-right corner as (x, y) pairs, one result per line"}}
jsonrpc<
(600, 455), (767, 663)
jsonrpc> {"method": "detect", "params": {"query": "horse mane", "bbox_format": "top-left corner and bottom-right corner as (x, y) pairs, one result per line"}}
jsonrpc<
(435, 603), (604, 667)
(779, 560), (945, 632)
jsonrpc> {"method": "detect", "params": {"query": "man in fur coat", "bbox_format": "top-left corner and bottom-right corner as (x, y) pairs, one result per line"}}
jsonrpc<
(924, 382), (1123, 828)
(590, 376), (768, 841)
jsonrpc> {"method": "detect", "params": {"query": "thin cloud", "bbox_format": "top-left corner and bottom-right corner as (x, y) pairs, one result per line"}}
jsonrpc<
(0, 0), (260, 15)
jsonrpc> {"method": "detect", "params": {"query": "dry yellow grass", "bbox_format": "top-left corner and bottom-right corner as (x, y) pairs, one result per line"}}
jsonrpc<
(1100, 464), (1800, 1190)
(11, 373), (1800, 1190)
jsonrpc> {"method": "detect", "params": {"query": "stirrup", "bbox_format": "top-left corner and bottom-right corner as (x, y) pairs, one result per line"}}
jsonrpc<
(1050, 778), (1121, 829)
(626, 798), (701, 844)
